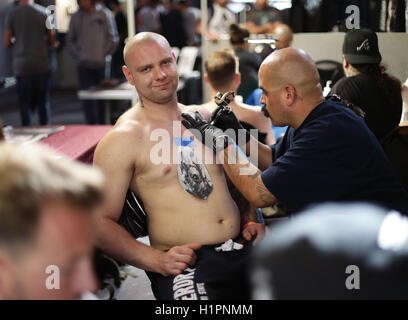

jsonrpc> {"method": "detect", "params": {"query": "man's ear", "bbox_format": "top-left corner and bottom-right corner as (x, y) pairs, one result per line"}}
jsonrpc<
(233, 72), (241, 90)
(283, 84), (297, 106)
(342, 55), (349, 69)
(204, 73), (210, 85)
(122, 65), (134, 86)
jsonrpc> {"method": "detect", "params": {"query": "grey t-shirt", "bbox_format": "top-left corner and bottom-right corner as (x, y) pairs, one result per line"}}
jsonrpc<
(5, 3), (51, 76)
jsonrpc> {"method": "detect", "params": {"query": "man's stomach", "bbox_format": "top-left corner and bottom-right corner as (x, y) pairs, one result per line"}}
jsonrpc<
(145, 194), (241, 250)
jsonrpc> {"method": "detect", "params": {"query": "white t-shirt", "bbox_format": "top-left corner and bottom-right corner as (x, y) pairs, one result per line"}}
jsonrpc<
(208, 3), (236, 35)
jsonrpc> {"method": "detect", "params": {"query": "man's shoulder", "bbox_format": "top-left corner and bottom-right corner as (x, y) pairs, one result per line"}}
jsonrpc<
(101, 112), (145, 146)
(31, 3), (47, 16)
(183, 104), (212, 121)
(300, 99), (369, 143)
(70, 9), (82, 21)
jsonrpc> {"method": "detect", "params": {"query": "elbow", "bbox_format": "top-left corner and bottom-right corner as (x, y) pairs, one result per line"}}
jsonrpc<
(248, 193), (276, 208)
(247, 193), (263, 208)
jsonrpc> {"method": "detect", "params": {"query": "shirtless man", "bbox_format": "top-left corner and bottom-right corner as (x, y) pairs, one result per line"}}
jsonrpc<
(93, 32), (265, 300)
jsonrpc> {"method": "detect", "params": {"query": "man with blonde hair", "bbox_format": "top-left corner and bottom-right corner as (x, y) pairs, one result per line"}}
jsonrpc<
(0, 143), (105, 299)
(203, 49), (274, 145)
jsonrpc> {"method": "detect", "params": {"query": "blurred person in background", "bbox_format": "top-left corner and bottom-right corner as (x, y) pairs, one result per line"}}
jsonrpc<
(4, 0), (56, 126)
(0, 143), (105, 299)
(67, 0), (117, 124)
(198, 0), (237, 42)
(330, 28), (402, 142)
(177, 0), (200, 46)
(245, 0), (281, 34)
(160, 0), (187, 48)
(136, 0), (162, 33)
(229, 23), (262, 101)
(106, 0), (127, 79)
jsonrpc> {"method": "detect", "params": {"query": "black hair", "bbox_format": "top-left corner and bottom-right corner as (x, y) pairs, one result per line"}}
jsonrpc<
(229, 23), (249, 45)
(352, 63), (402, 114)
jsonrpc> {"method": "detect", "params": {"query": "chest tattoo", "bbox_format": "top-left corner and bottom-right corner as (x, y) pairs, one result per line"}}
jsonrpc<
(177, 145), (214, 200)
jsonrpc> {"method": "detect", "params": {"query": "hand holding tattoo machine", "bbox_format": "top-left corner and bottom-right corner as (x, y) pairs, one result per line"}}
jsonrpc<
(210, 91), (251, 147)
(210, 91), (235, 125)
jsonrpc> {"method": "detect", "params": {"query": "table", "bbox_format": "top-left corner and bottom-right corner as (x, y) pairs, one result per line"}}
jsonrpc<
(77, 80), (189, 124)
(40, 125), (112, 163)
(78, 82), (138, 124)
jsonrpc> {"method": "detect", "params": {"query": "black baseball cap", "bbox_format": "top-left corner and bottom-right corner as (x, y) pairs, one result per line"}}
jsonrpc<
(343, 28), (382, 65)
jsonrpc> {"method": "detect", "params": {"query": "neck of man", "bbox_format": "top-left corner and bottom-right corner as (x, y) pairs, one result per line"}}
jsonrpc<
(345, 64), (360, 77)
(20, 0), (33, 5)
(232, 43), (246, 50)
(141, 96), (182, 122)
(291, 95), (325, 129)
(82, 6), (95, 14)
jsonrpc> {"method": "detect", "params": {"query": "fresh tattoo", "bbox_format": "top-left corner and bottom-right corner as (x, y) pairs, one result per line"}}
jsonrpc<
(177, 146), (213, 199)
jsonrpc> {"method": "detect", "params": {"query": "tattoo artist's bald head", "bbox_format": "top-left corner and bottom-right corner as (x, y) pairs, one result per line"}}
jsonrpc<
(258, 48), (324, 128)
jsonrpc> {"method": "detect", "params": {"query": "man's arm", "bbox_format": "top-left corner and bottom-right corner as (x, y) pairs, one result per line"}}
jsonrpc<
(220, 142), (278, 209)
(4, 29), (13, 48)
(229, 126), (274, 171)
(47, 29), (56, 47)
(66, 15), (80, 59)
(93, 128), (199, 276)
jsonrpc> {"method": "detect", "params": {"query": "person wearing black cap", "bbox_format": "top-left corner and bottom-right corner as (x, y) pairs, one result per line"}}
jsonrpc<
(330, 28), (403, 142)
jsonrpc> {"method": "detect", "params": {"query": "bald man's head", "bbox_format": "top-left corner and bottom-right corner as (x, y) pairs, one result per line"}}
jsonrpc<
(260, 48), (322, 97)
(123, 32), (171, 67)
(258, 48), (324, 128)
(270, 23), (293, 49)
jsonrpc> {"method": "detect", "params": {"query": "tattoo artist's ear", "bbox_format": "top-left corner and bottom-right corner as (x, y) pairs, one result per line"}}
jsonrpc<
(284, 84), (297, 106)
(122, 65), (134, 86)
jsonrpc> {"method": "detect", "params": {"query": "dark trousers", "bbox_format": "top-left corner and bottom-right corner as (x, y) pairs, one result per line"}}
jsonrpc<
(16, 72), (51, 126)
(77, 65), (105, 124)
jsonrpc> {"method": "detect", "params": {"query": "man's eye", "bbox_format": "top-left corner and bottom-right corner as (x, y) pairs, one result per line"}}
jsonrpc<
(142, 67), (151, 72)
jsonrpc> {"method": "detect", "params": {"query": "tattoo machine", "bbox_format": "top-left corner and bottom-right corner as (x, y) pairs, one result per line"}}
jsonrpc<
(211, 91), (235, 125)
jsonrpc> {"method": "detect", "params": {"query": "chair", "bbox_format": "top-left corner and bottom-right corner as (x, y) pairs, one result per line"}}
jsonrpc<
(171, 47), (180, 62)
(176, 46), (201, 104)
(177, 46), (199, 78)
(315, 60), (344, 89)
(118, 190), (148, 239)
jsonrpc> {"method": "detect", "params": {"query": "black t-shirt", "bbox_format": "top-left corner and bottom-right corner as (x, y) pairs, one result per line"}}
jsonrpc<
(261, 97), (408, 214)
(233, 48), (262, 101)
(330, 74), (402, 141)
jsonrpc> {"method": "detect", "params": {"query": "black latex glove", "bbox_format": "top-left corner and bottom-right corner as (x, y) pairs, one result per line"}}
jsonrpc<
(210, 106), (251, 146)
(181, 111), (230, 153)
